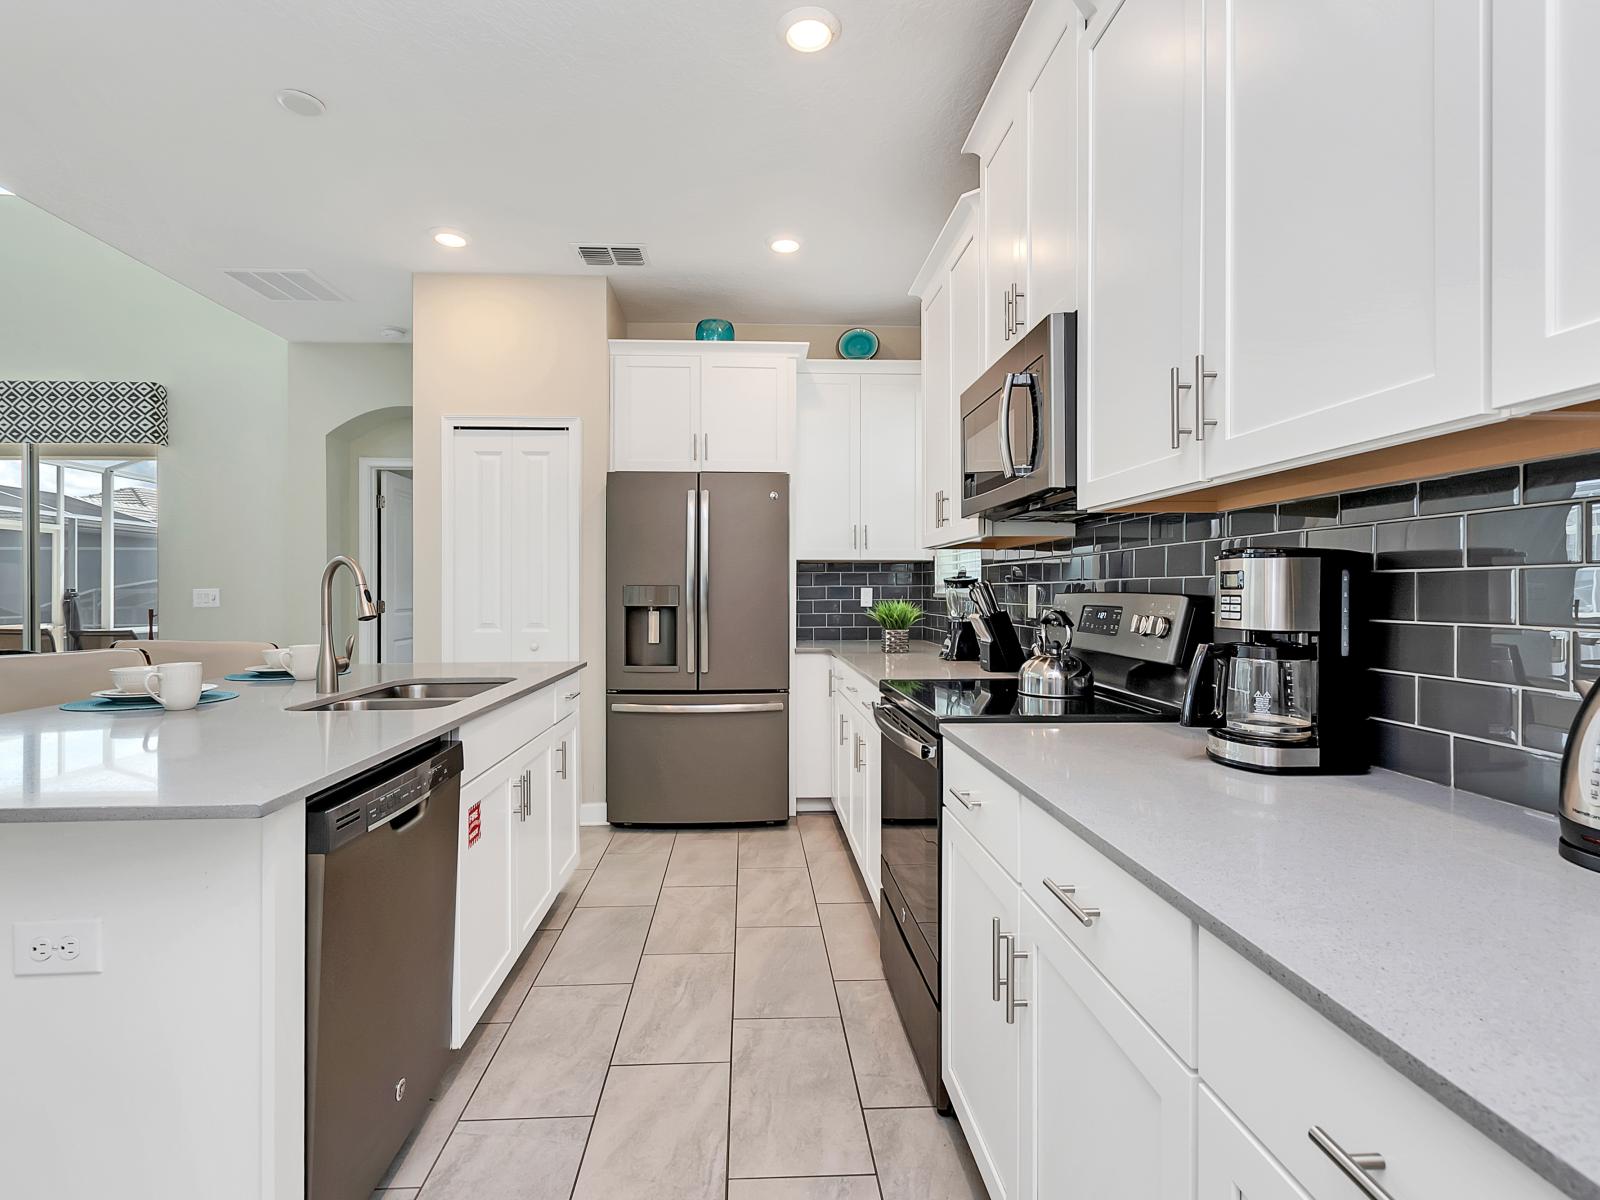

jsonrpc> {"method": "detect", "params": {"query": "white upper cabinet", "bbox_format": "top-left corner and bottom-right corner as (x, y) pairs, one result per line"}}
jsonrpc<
(983, 111), (1029, 368)
(1026, 19), (1079, 325)
(609, 341), (806, 472)
(919, 277), (952, 546)
(793, 362), (925, 561)
(1199, 0), (1488, 478)
(1077, 0), (1203, 510)
(1492, 0), (1600, 411)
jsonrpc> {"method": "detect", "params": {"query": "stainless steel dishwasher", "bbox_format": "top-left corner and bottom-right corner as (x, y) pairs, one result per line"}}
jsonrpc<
(305, 738), (463, 1200)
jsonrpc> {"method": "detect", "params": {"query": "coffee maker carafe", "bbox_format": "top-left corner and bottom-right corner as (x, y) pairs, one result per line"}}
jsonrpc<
(1180, 548), (1367, 774)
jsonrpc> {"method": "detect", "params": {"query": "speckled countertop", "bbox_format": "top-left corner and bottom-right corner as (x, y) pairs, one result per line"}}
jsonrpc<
(797, 642), (1012, 685)
(0, 661), (583, 822)
(944, 720), (1600, 1199)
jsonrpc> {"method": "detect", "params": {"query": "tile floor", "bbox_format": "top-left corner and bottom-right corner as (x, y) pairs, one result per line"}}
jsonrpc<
(375, 813), (987, 1200)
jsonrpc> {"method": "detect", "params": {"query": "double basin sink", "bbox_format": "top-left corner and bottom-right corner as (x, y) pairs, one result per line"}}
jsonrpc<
(290, 678), (513, 713)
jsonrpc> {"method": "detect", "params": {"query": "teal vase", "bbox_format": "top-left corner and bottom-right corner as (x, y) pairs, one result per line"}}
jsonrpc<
(837, 327), (880, 359)
(695, 318), (735, 341)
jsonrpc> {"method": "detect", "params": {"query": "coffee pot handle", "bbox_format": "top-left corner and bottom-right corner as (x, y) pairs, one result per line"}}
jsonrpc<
(1180, 642), (1232, 727)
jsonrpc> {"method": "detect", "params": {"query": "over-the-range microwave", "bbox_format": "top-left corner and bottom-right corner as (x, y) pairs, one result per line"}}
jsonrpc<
(959, 312), (1077, 520)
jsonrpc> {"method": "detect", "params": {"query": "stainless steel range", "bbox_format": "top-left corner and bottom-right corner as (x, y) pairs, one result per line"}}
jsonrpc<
(873, 590), (1207, 1107)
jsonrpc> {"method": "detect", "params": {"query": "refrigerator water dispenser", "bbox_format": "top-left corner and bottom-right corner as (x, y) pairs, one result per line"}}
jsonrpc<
(622, 584), (679, 670)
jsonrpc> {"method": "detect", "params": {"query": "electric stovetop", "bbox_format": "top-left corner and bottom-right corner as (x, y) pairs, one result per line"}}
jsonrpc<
(879, 677), (1173, 726)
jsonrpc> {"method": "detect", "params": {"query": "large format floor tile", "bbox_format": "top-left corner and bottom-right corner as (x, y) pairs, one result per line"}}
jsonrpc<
(580, 848), (669, 907)
(578, 824), (613, 869)
(664, 829), (739, 885)
(837, 980), (931, 1108)
(481, 930), (559, 1023)
(463, 984), (630, 1119)
(417, 1117), (589, 1200)
(739, 825), (807, 868)
(645, 884), (736, 954)
(729, 1180), (881, 1200)
(539, 869), (592, 931)
(865, 1108), (987, 1200)
(733, 926), (839, 1018)
(612, 953), (733, 1065)
(571, 1063), (730, 1200)
(737, 867), (819, 926)
(819, 903), (884, 980)
(605, 828), (678, 855)
(535, 905), (653, 985)
(379, 1022), (507, 1189)
(729, 1017), (874, 1178)
(807, 849), (869, 903)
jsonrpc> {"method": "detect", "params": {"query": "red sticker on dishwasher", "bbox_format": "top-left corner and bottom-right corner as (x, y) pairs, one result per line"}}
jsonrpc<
(467, 802), (482, 847)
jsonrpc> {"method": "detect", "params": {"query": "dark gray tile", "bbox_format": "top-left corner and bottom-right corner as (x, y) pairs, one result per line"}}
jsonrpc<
(1372, 623), (1454, 675)
(1373, 721), (1451, 785)
(1119, 517), (1152, 548)
(1182, 576), (1215, 597)
(1375, 516), (1463, 570)
(1457, 626), (1571, 691)
(1453, 740), (1560, 813)
(1578, 633), (1600, 684)
(1520, 566), (1600, 626)
(1524, 451), (1600, 503)
(1418, 678), (1517, 744)
(1104, 551), (1133, 580)
(1276, 496), (1339, 530)
(1133, 547), (1166, 577)
(1150, 515), (1187, 545)
(1186, 513), (1223, 540)
(1165, 541), (1203, 577)
(1418, 467), (1521, 515)
(1306, 523), (1375, 555)
(1414, 570), (1514, 624)
(1466, 504), (1582, 566)
(1591, 503), (1600, 563)
(1342, 483), (1417, 524)
(1523, 692), (1581, 755)
(1372, 573), (1415, 621)
(1227, 507), (1277, 537)
(1371, 672), (1416, 723)
(1250, 531), (1307, 549)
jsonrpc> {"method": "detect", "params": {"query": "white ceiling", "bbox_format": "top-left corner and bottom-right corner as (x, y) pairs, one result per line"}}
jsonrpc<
(0, 0), (1029, 342)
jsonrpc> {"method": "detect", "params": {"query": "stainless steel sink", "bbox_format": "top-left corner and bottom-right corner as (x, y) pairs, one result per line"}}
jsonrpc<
(290, 677), (513, 713)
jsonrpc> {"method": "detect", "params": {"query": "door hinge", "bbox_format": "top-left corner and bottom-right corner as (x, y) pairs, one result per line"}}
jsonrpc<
(376, 493), (387, 510)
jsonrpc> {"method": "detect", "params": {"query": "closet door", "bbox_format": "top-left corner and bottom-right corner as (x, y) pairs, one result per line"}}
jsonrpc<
(450, 429), (515, 660)
(508, 429), (574, 662)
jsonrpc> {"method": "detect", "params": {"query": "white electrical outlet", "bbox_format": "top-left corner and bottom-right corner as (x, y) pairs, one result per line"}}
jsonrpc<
(192, 588), (221, 608)
(12, 920), (102, 976)
(859, 586), (873, 607)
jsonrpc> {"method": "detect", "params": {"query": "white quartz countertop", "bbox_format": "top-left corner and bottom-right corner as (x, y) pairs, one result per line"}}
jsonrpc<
(943, 720), (1600, 1199)
(797, 642), (1012, 685)
(0, 661), (583, 823)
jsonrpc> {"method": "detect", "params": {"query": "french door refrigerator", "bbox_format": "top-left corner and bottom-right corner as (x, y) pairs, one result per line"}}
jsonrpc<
(606, 471), (790, 823)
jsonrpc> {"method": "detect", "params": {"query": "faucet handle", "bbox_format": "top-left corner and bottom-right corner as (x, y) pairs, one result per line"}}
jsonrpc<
(335, 634), (355, 674)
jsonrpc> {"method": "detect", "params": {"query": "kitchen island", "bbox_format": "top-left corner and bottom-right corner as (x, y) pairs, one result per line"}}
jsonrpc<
(0, 661), (584, 1200)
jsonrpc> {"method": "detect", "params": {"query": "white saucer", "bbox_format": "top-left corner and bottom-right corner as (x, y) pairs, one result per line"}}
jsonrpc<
(247, 665), (292, 676)
(94, 684), (218, 701)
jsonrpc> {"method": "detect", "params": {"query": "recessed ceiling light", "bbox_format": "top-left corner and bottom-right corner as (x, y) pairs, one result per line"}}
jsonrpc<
(770, 237), (801, 254)
(780, 7), (840, 53)
(431, 227), (469, 249)
(379, 326), (408, 341)
(275, 88), (326, 117)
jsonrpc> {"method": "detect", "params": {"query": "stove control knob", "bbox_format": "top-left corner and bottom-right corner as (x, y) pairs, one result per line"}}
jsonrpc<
(1136, 614), (1154, 635)
(1152, 616), (1172, 638)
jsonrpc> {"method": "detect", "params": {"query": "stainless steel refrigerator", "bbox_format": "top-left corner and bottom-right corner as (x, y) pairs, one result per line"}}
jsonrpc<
(606, 471), (790, 824)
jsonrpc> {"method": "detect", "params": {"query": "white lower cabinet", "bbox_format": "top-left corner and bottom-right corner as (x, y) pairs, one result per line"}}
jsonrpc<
(827, 661), (880, 907)
(455, 762), (516, 1040)
(1198, 1086), (1312, 1200)
(510, 731), (555, 945)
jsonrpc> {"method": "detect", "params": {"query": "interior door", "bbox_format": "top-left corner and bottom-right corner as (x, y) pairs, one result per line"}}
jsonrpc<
(605, 471), (697, 693)
(700, 357), (790, 470)
(449, 430), (513, 660)
(1077, 0), (1204, 508)
(612, 355), (700, 470)
(377, 469), (414, 663)
(1201, 0), (1488, 476)
(511, 735), (555, 944)
(795, 373), (860, 558)
(857, 374), (921, 559)
(508, 429), (573, 662)
(701, 472), (790, 692)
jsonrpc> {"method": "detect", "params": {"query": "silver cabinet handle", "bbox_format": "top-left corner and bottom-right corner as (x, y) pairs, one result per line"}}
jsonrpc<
(863, 523), (869, 550)
(698, 488), (710, 674)
(827, 672), (835, 697)
(1043, 878), (1100, 927)
(564, 691), (579, 701)
(1308, 1127), (1394, 1200)
(948, 787), (981, 811)
(991, 916), (1003, 1002)
(1169, 366), (1194, 449)
(557, 740), (569, 781)
(853, 733), (865, 772)
(852, 524), (858, 550)
(1012, 286), (1025, 334)
(1004, 933), (1028, 1025)
(514, 770), (529, 820)
(1003, 288), (1013, 340)
(839, 713), (848, 745)
(691, 433), (697, 461)
(685, 490), (697, 673)
(1194, 353), (1219, 440)
(703, 432), (709, 461)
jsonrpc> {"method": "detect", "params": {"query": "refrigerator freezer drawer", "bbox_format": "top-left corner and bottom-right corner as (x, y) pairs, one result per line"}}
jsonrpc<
(606, 692), (789, 824)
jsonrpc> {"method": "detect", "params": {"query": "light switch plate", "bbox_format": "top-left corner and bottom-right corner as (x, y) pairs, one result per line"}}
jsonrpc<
(859, 587), (872, 608)
(192, 587), (220, 608)
(13, 919), (102, 976)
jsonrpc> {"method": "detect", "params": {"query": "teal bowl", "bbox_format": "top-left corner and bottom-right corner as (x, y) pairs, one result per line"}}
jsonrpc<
(837, 327), (879, 359)
(695, 318), (735, 341)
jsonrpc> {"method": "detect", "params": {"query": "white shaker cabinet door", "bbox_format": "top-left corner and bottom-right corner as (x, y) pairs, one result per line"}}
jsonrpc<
(1077, 0), (1204, 509)
(1493, 0), (1600, 410)
(1198, 1087), (1313, 1200)
(1026, 18), (1079, 325)
(920, 279), (952, 547)
(857, 373), (921, 559)
(700, 355), (792, 470)
(794, 373), (861, 558)
(1199, 0), (1488, 476)
(612, 354), (700, 471)
(549, 713), (580, 880)
(984, 110), (1029, 369)
(453, 762), (516, 1045)
(511, 734), (555, 946)
(508, 429), (573, 662)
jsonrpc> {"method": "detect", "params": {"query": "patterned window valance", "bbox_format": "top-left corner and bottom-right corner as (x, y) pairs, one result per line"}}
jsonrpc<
(0, 380), (168, 445)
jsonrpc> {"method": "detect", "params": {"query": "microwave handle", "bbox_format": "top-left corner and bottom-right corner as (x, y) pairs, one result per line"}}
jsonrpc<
(998, 375), (1017, 478)
(1001, 372), (1038, 478)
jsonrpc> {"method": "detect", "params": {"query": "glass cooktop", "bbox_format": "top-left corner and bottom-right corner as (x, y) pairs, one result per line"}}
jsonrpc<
(880, 677), (1173, 726)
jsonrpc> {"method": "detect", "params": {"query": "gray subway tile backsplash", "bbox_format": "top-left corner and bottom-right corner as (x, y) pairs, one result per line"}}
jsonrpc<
(1375, 515), (1463, 570)
(1418, 467), (1521, 515)
(1417, 678), (1518, 744)
(1453, 738), (1561, 813)
(1414, 569), (1514, 624)
(1465, 504), (1582, 567)
(1456, 626), (1570, 692)
(1341, 483), (1417, 524)
(795, 560), (940, 644)
(1523, 451), (1600, 503)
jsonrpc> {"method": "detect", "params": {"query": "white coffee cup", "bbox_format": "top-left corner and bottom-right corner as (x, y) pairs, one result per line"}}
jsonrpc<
(284, 644), (320, 681)
(144, 661), (204, 711)
(109, 664), (157, 694)
(259, 647), (291, 671)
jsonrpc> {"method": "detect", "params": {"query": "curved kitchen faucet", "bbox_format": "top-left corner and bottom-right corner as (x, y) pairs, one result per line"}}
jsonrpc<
(319, 554), (380, 692)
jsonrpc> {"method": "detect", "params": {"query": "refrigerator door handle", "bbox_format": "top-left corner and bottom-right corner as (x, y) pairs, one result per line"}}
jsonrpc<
(699, 488), (710, 675)
(685, 489), (698, 675)
(610, 702), (785, 714)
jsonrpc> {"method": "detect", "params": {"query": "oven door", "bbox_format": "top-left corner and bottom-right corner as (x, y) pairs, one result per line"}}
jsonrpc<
(875, 703), (940, 997)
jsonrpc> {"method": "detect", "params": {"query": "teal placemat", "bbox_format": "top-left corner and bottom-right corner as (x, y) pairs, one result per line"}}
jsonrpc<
(225, 669), (293, 682)
(61, 690), (240, 713)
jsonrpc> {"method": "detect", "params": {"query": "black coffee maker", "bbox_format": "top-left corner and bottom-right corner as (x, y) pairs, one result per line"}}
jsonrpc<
(1181, 548), (1368, 774)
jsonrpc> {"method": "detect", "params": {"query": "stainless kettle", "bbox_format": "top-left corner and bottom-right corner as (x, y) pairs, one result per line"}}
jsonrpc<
(1019, 608), (1093, 699)
(1559, 677), (1600, 871)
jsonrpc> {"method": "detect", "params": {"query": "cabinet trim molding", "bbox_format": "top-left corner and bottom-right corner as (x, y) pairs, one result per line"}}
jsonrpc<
(608, 339), (809, 358)
(962, 0), (1077, 158)
(910, 191), (981, 298)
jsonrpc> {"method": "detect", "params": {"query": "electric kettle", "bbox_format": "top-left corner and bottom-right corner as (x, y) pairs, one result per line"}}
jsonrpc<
(1559, 679), (1600, 872)
(1019, 608), (1093, 699)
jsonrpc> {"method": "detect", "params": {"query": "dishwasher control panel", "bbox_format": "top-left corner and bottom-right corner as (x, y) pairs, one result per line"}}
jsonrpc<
(307, 740), (464, 854)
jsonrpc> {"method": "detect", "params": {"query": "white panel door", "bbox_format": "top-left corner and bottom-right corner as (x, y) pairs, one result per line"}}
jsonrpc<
(549, 714), (580, 879)
(450, 430), (513, 660)
(700, 356), (791, 470)
(612, 355), (700, 471)
(377, 469), (414, 663)
(920, 280), (952, 547)
(1197, 1087), (1313, 1200)
(857, 374), (921, 559)
(1078, 0), (1204, 508)
(1027, 19), (1079, 323)
(1493, 0), (1600, 409)
(508, 429), (573, 662)
(794, 373), (861, 559)
(984, 110), (1029, 366)
(943, 815), (1021, 1200)
(454, 762), (515, 1044)
(1200, 0), (1488, 477)
(511, 735), (555, 945)
(1019, 896), (1196, 1200)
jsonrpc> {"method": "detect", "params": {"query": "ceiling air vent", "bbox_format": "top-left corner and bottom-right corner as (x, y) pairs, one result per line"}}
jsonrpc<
(223, 268), (346, 302)
(573, 244), (649, 268)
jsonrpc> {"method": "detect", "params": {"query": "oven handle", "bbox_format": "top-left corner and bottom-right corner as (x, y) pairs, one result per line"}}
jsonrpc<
(874, 705), (939, 764)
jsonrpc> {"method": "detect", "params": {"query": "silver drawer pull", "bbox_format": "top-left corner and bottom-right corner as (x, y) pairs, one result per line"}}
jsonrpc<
(1043, 878), (1100, 928)
(948, 787), (981, 810)
(564, 691), (579, 701)
(991, 916), (1003, 1002)
(1004, 933), (1028, 1025)
(1308, 1126), (1393, 1200)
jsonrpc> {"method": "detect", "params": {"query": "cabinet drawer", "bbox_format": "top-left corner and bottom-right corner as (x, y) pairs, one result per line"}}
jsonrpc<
(461, 687), (558, 783)
(942, 741), (1019, 878)
(1021, 799), (1196, 1065)
(555, 675), (581, 722)
(1198, 931), (1565, 1200)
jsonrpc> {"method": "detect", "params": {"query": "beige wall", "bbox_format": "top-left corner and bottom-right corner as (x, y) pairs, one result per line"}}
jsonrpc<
(624, 321), (920, 361)
(412, 274), (614, 812)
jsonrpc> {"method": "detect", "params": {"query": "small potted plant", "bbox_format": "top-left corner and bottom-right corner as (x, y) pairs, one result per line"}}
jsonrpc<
(868, 599), (923, 654)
